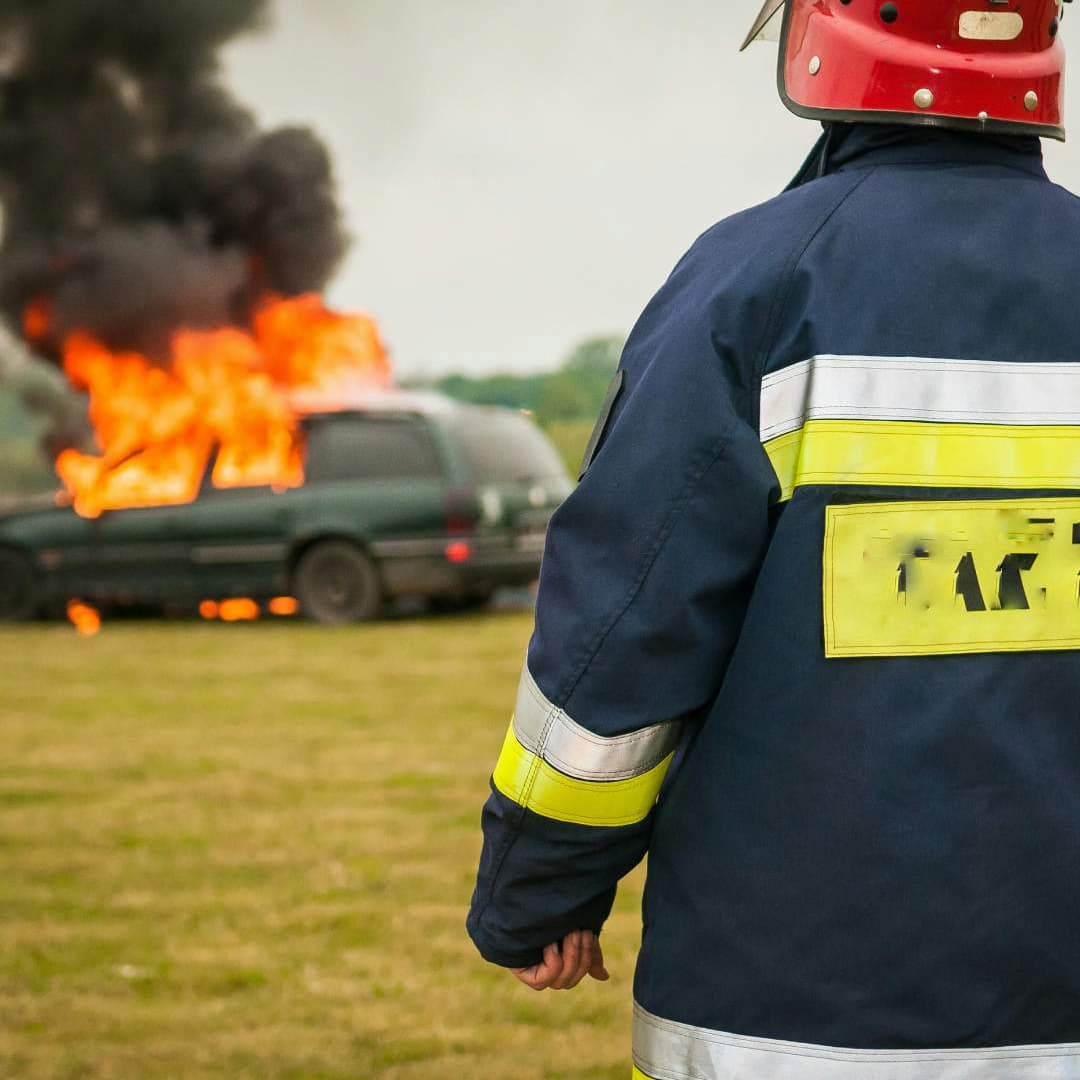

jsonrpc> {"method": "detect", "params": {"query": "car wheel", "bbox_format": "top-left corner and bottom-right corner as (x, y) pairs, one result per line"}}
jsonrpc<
(0, 549), (38, 621)
(293, 541), (382, 625)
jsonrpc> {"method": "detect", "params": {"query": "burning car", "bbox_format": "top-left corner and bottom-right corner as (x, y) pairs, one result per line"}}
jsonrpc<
(0, 7), (577, 627)
(0, 393), (571, 624)
(2, 291), (571, 625)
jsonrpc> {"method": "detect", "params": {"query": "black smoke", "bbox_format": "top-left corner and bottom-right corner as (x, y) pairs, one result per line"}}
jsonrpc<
(0, 0), (349, 361)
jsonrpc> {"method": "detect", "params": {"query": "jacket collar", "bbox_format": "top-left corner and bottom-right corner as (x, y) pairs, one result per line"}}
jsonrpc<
(786, 123), (1048, 190)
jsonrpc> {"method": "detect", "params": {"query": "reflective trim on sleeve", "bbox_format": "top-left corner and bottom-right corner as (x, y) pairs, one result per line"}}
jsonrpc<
(760, 355), (1080, 443)
(633, 1002), (1080, 1080)
(513, 664), (683, 782)
(764, 419), (1080, 502)
(492, 723), (674, 827)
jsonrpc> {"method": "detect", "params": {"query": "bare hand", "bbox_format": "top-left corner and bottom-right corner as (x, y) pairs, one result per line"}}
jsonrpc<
(512, 930), (610, 991)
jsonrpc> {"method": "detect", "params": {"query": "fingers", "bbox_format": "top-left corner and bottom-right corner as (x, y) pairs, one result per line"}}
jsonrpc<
(588, 935), (610, 982)
(551, 930), (583, 990)
(554, 930), (603, 990)
(573, 931), (594, 987)
(512, 941), (563, 991)
(511, 931), (611, 992)
(571, 930), (597, 987)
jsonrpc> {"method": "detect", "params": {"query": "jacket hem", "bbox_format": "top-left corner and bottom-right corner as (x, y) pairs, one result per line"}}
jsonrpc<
(633, 1002), (1080, 1079)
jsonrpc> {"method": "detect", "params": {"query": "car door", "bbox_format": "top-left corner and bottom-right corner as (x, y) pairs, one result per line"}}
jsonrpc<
(83, 501), (199, 605)
(164, 463), (299, 602)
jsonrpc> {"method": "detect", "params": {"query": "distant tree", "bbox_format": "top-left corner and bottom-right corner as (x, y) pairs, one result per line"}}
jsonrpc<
(562, 335), (623, 378)
(426, 332), (626, 429)
(430, 372), (545, 413)
(546, 334), (623, 424)
(534, 374), (594, 427)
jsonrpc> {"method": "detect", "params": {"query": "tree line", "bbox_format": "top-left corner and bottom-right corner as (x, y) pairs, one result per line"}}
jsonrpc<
(424, 335), (624, 427)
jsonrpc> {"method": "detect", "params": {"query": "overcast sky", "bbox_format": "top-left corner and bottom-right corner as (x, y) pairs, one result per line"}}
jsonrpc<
(224, 1), (1080, 380)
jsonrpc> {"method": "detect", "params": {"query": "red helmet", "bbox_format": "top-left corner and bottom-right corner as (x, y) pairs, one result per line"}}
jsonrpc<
(742, 0), (1066, 140)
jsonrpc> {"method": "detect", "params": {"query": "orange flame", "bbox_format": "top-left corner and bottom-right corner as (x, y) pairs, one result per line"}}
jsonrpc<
(218, 598), (260, 622)
(49, 294), (392, 518)
(199, 597), (297, 621)
(67, 600), (101, 636)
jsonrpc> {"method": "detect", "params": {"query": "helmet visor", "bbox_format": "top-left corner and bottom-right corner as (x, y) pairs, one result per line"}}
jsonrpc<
(740, 0), (786, 51)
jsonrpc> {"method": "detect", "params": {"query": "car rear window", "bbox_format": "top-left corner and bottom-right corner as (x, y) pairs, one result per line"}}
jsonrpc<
(305, 417), (442, 484)
(449, 409), (567, 483)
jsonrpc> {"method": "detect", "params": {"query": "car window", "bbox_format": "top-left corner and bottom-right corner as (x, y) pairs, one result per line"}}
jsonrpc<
(304, 417), (442, 484)
(449, 409), (567, 483)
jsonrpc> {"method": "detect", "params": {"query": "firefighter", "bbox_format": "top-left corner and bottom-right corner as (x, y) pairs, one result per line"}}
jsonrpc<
(469, 2), (1080, 1076)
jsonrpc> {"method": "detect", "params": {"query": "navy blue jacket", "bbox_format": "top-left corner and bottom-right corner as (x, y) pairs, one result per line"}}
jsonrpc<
(469, 126), (1080, 1079)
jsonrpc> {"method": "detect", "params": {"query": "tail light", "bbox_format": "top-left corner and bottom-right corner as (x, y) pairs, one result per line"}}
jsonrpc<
(445, 540), (473, 564)
(444, 486), (479, 535)
(444, 486), (478, 564)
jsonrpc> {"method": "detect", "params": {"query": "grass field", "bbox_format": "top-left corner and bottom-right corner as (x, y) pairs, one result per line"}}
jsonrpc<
(0, 613), (643, 1079)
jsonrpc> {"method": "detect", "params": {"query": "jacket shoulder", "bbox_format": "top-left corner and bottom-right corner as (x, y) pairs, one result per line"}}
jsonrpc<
(625, 172), (872, 395)
(675, 172), (872, 304)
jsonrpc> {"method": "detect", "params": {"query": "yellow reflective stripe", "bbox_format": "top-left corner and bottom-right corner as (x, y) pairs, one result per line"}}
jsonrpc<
(765, 420), (1080, 502)
(763, 428), (803, 501)
(631, 1069), (655, 1080)
(492, 722), (672, 827)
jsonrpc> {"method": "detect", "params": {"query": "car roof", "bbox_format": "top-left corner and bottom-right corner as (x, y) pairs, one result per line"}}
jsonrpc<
(300, 389), (460, 421)
(301, 391), (535, 426)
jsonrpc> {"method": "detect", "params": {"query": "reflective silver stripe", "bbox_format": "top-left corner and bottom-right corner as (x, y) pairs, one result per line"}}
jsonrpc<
(760, 355), (1080, 443)
(634, 1003), (1080, 1080)
(512, 664), (681, 782)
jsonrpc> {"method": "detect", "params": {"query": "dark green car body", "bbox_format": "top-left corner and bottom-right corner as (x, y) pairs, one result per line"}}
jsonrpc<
(0, 395), (572, 622)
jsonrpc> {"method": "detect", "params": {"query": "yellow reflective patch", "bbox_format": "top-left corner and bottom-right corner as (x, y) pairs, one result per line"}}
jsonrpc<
(824, 499), (1080, 657)
(491, 722), (672, 827)
(631, 1069), (656, 1080)
(765, 420), (1080, 502)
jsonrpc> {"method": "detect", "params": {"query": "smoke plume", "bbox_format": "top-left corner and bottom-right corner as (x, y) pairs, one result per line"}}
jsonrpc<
(0, 0), (349, 364)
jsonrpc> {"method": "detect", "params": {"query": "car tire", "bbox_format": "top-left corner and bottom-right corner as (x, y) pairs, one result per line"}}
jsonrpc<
(0, 548), (38, 622)
(293, 541), (382, 625)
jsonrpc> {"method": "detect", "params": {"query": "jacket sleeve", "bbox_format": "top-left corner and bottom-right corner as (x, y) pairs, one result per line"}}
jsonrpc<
(466, 229), (782, 969)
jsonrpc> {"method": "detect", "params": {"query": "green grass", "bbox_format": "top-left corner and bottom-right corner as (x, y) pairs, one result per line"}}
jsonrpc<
(0, 615), (643, 1078)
